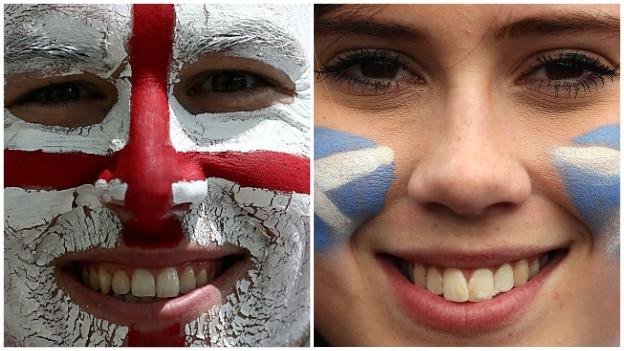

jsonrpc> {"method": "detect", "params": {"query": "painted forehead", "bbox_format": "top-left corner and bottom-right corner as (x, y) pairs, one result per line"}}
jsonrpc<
(4, 4), (131, 76)
(5, 4), (309, 82)
(173, 4), (310, 83)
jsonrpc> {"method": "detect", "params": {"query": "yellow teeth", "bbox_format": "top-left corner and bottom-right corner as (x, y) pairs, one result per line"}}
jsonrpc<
(79, 262), (222, 301)
(407, 255), (548, 303)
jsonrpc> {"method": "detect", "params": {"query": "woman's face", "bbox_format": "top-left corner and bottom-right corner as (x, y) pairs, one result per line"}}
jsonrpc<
(314, 4), (618, 346)
(5, 4), (310, 346)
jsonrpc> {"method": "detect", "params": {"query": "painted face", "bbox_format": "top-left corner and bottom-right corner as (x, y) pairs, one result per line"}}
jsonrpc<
(5, 4), (310, 346)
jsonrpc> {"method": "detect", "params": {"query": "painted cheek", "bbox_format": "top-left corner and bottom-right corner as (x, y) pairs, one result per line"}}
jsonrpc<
(314, 128), (395, 251)
(554, 124), (620, 256)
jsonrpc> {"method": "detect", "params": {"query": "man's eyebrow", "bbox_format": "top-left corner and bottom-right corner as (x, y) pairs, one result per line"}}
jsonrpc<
(493, 13), (620, 40)
(181, 19), (305, 67)
(315, 19), (429, 42)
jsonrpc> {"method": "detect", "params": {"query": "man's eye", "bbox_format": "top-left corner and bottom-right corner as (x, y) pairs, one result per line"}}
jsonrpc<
(5, 77), (116, 127)
(17, 82), (102, 105)
(189, 71), (266, 95)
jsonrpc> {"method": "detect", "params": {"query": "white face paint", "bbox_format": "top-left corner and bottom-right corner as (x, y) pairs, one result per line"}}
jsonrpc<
(5, 4), (310, 346)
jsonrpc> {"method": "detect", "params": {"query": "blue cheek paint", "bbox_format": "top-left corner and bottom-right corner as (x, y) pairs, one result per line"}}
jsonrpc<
(314, 128), (395, 251)
(554, 124), (620, 256)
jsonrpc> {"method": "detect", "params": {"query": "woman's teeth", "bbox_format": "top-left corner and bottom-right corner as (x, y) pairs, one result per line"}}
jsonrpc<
(405, 255), (549, 303)
(80, 262), (222, 302)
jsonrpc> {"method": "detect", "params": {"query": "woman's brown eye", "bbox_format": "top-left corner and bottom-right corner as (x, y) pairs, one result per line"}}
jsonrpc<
(544, 62), (584, 80)
(360, 59), (400, 79)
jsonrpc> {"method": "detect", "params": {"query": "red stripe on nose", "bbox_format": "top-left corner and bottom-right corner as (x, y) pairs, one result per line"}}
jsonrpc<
(110, 4), (203, 245)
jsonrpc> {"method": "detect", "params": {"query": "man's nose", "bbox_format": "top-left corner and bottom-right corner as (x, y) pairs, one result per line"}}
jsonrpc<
(99, 5), (203, 245)
(407, 80), (531, 217)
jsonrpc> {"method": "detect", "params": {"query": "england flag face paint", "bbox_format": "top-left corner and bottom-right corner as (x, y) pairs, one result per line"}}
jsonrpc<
(314, 128), (395, 250)
(554, 125), (620, 257)
(5, 4), (310, 346)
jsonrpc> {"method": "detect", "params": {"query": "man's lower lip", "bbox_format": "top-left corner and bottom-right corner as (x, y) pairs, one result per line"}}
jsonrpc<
(378, 253), (564, 333)
(55, 258), (251, 328)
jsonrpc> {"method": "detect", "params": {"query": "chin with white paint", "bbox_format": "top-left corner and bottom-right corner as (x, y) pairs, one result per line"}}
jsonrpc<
(5, 4), (310, 346)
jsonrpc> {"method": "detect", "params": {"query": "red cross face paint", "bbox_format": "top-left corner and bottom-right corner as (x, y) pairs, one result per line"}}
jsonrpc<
(4, 4), (310, 346)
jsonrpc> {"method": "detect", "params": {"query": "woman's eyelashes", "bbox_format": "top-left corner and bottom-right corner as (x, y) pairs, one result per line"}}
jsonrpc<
(317, 48), (619, 98)
(517, 50), (619, 98)
(315, 49), (424, 94)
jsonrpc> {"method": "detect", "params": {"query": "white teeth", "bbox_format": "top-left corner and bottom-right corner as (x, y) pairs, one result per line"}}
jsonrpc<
(112, 270), (130, 295)
(443, 268), (469, 302)
(468, 268), (495, 302)
(156, 267), (180, 298)
(98, 268), (112, 295)
(494, 263), (514, 293)
(529, 259), (540, 279)
(89, 267), (100, 291)
(411, 262), (427, 288)
(426, 267), (443, 295)
(131, 269), (156, 297)
(179, 266), (197, 294)
(513, 259), (529, 288)
(197, 269), (208, 287)
(406, 254), (548, 302)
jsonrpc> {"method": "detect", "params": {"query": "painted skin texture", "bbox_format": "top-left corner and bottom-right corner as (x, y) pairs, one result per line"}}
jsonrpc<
(5, 4), (310, 346)
(554, 125), (620, 256)
(314, 128), (395, 250)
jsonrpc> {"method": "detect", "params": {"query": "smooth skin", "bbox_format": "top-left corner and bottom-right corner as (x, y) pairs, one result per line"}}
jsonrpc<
(315, 5), (619, 346)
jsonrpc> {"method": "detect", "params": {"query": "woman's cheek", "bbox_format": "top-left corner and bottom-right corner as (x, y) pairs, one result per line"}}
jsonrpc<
(553, 124), (619, 256)
(314, 128), (396, 251)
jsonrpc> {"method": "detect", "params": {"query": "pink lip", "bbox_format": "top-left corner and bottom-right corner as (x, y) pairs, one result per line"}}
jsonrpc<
(379, 251), (565, 333)
(55, 243), (251, 329)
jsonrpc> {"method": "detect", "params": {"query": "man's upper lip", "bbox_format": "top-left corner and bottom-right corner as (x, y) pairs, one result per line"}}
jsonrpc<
(56, 243), (246, 268)
(383, 244), (568, 268)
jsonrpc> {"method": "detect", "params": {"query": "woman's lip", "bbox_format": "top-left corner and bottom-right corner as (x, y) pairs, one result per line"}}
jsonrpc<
(385, 244), (567, 268)
(55, 243), (246, 268)
(55, 256), (252, 328)
(379, 252), (565, 333)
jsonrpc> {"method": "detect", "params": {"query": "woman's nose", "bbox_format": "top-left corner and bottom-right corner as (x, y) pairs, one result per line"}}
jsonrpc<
(407, 88), (531, 217)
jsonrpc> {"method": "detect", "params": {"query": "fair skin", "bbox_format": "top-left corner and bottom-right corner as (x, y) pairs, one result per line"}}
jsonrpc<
(315, 5), (618, 346)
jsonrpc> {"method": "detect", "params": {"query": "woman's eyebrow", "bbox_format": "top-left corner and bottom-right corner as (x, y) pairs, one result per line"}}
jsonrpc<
(492, 13), (620, 40)
(315, 19), (429, 43)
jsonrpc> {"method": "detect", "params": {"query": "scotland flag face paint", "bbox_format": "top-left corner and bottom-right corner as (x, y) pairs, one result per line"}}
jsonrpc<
(314, 128), (396, 250)
(554, 124), (620, 256)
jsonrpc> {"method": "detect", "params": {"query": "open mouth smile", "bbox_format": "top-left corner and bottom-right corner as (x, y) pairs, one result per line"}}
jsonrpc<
(379, 247), (569, 332)
(55, 245), (252, 327)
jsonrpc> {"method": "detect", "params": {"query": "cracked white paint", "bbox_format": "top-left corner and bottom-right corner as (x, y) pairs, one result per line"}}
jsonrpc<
(169, 4), (310, 158)
(4, 5), (131, 155)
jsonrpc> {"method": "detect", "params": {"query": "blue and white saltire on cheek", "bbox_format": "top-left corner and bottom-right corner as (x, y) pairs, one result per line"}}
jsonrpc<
(554, 124), (620, 256)
(314, 128), (396, 251)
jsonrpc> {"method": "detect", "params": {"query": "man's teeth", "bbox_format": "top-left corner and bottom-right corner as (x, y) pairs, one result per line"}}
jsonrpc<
(81, 262), (222, 301)
(407, 256), (549, 303)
